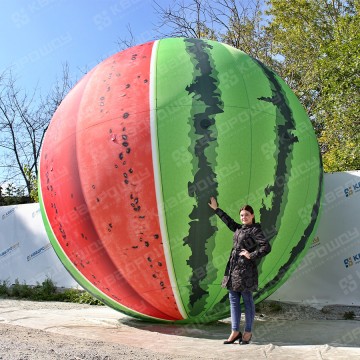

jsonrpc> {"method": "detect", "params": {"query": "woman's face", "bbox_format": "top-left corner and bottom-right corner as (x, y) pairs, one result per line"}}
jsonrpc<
(240, 210), (254, 225)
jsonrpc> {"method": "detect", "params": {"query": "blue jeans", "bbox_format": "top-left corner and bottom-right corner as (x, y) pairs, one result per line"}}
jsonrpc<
(229, 289), (255, 332)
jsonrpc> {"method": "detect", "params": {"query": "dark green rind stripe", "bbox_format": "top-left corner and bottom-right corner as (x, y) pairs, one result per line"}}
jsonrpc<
(254, 152), (323, 300)
(182, 38), (224, 316)
(255, 59), (298, 242)
(252, 59), (324, 300)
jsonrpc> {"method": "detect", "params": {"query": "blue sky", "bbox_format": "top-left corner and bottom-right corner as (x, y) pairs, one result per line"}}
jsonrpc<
(0, 0), (166, 93)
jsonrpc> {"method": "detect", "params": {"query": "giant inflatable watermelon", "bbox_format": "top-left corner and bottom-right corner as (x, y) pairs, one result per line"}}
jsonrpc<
(39, 38), (323, 323)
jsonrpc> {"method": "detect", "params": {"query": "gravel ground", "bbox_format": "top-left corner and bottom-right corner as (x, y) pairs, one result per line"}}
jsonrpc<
(0, 299), (359, 360)
(0, 323), (189, 360)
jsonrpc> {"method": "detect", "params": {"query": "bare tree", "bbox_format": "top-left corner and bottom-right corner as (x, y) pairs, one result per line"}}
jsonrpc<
(0, 64), (73, 198)
(117, 24), (138, 50)
(152, 0), (278, 70)
(154, 0), (217, 39)
(210, 0), (277, 65)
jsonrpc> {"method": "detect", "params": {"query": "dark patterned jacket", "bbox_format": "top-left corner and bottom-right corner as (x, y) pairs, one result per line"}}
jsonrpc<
(215, 208), (271, 292)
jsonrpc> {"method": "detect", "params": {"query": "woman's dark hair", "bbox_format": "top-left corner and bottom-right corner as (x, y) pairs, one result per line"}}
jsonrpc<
(239, 204), (255, 224)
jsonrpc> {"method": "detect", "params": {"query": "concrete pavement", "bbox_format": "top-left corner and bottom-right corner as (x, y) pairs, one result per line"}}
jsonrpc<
(0, 299), (359, 359)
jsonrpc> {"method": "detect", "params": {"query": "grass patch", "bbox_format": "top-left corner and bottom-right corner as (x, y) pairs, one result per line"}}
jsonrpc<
(0, 280), (10, 296)
(256, 300), (283, 313)
(321, 307), (331, 314)
(343, 311), (355, 320)
(0, 278), (104, 306)
(268, 301), (283, 312)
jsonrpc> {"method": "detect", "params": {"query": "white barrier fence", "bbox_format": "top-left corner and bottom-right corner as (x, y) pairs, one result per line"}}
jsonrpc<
(0, 203), (78, 288)
(269, 170), (360, 306)
(1, 171), (359, 306)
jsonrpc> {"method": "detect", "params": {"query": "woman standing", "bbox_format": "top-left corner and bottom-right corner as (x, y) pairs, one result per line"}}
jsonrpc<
(208, 197), (271, 345)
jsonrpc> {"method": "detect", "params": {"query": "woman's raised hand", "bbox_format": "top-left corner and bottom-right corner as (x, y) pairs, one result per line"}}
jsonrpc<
(208, 196), (218, 210)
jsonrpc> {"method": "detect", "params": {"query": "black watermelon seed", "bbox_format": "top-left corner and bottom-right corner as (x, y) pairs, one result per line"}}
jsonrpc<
(126, 148), (131, 154)
(160, 281), (164, 287)
(145, 241), (149, 247)
(123, 173), (128, 178)
(124, 180), (129, 184)
(158, 262), (162, 266)
(154, 234), (159, 239)
(129, 168), (133, 173)
(126, 84), (130, 88)
(122, 142), (129, 147)
(147, 257), (152, 262)
(123, 112), (129, 119)
(92, 184), (96, 189)
(122, 135), (128, 140)
(152, 274), (157, 278)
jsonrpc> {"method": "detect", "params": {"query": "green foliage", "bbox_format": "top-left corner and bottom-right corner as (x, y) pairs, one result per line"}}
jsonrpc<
(23, 164), (38, 202)
(0, 280), (10, 296)
(317, 6), (360, 171)
(11, 279), (33, 298)
(58, 288), (104, 305)
(0, 182), (32, 205)
(74, 291), (104, 305)
(256, 300), (283, 313)
(220, 1), (280, 71)
(343, 311), (355, 320)
(268, 301), (283, 312)
(0, 277), (104, 305)
(266, 0), (360, 171)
